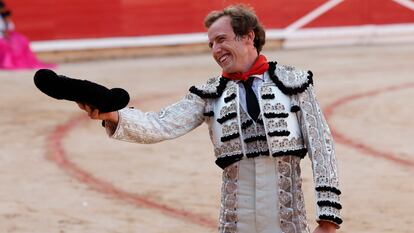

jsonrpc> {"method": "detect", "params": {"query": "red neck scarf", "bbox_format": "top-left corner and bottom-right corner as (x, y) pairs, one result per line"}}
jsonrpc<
(222, 54), (269, 81)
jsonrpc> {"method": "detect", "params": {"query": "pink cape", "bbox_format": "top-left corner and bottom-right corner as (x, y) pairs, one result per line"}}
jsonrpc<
(0, 31), (56, 70)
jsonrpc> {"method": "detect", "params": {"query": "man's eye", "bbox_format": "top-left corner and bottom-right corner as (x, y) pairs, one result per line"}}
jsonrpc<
(208, 42), (213, 48)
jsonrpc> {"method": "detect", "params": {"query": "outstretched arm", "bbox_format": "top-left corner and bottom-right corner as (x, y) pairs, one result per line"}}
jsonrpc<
(78, 93), (206, 144)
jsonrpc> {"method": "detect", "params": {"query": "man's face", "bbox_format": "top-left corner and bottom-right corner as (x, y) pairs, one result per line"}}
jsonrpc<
(207, 16), (252, 73)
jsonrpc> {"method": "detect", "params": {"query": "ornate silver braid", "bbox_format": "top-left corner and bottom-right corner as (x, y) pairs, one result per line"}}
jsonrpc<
(219, 163), (239, 233)
(108, 93), (206, 144)
(275, 65), (311, 89)
(297, 85), (342, 227)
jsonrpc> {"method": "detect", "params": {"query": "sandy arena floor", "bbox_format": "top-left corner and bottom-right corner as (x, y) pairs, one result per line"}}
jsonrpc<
(0, 43), (413, 233)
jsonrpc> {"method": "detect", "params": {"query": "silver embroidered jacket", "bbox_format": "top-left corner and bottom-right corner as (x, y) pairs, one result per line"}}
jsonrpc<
(106, 61), (342, 230)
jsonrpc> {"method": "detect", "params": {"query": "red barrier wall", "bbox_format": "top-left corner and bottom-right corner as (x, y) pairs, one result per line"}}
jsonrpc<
(5, 0), (414, 41)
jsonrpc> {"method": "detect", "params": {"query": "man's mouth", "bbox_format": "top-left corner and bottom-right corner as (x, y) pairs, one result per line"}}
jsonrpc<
(219, 54), (230, 64)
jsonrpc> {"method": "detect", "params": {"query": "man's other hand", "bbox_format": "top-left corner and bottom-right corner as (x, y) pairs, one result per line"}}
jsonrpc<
(313, 221), (337, 233)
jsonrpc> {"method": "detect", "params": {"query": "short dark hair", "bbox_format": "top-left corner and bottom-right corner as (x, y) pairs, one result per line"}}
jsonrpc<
(204, 4), (266, 53)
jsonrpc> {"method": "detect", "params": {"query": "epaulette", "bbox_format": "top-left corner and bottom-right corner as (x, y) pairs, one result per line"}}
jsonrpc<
(189, 76), (229, 99)
(268, 61), (313, 95)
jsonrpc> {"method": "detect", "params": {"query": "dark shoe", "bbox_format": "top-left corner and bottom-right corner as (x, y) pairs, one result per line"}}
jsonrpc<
(34, 69), (130, 112)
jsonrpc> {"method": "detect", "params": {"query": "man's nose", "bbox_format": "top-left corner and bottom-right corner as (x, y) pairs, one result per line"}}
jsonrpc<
(212, 43), (221, 54)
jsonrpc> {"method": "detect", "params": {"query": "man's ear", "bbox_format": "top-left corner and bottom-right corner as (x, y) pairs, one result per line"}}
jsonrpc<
(245, 30), (255, 45)
(247, 31), (255, 41)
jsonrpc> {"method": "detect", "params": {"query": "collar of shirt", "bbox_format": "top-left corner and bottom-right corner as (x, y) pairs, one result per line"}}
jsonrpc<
(235, 74), (264, 83)
(237, 74), (264, 113)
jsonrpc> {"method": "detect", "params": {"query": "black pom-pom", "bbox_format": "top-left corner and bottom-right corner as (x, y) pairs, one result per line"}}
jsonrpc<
(263, 112), (289, 118)
(317, 200), (342, 210)
(221, 133), (240, 142)
(215, 154), (243, 169)
(203, 111), (214, 117)
(319, 215), (343, 225)
(246, 150), (270, 158)
(315, 186), (342, 195)
(189, 77), (229, 99)
(224, 93), (236, 103)
(268, 61), (313, 95)
(268, 130), (290, 137)
(241, 119), (253, 129)
(290, 105), (300, 112)
(217, 112), (237, 124)
(34, 69), (130, 113)
(272, 148), (308, 158)
(244, 134), (267, 143)
(261, 94), (275, 99)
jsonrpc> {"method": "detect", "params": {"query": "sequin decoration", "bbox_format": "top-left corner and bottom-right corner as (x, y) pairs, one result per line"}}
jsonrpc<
(270, 137), (305, 155)
(221, 122), (240, 142)
(217, 102), (238, 124)
(276, 155), (311, 233)
(198, 76), (222, 93)
(275, 65), (310, 89)
(267, 119), (288, 131)
(219, 164), (239, 233)
(279, 176), (292, 190)
(260, 86), (274, 96)
(279, 190), (293, 207)
(298, 86), (342, 225)
(263, 102), (284, 112)
(240, 107), (271, 157)
(224, 194), (237, 209)
(293, 159), (311, 233)
(280, 221), (297, 233)
(224, 86), (237, 103)
(224, 210), (238, 222)
(111, 93), (205, 144)
(214, 140), (243, 158)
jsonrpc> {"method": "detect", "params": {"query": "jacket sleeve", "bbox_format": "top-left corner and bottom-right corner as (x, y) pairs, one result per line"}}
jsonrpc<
(296, 84), (343, 228)
(105, 93), (206, 144)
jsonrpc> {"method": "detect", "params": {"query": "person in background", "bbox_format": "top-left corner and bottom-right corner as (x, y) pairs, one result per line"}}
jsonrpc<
(78, 4), (342, 233)
(0, 0), (55, 70)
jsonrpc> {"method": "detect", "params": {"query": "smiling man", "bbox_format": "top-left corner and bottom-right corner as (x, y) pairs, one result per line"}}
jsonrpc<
(78, 4), (342, 233)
